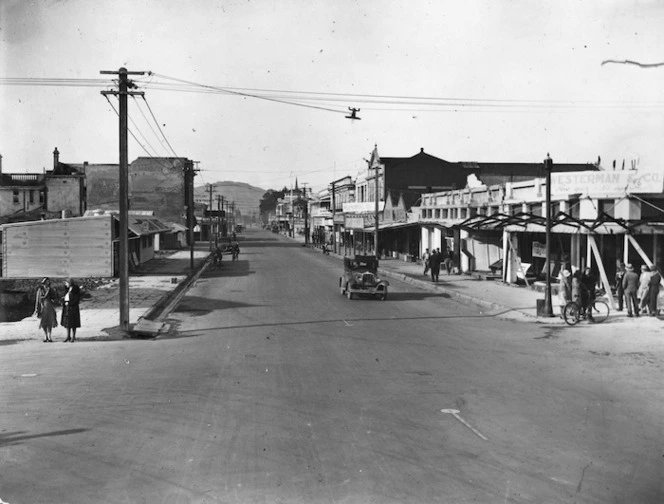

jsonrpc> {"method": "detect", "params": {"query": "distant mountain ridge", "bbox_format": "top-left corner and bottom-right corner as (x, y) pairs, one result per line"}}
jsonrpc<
(194, 181), (266, 221)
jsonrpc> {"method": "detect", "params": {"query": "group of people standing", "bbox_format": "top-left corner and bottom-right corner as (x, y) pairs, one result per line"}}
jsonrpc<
(557, 262), (661, 321)
(33, 277), (81, 342)
(422, 247), (455, 282)
(615, 263), (661, 317)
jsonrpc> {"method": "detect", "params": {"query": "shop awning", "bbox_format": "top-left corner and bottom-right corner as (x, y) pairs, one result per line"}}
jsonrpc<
(364, 221), (420, 232)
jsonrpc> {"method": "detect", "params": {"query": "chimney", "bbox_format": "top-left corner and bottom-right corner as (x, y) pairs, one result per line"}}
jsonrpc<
(53, 147), (60, 170)
(420, 147), (424, 153)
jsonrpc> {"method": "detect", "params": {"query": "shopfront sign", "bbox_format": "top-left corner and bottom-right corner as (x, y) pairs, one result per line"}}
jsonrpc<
(345, 216), (366, 230)
(552, 170), (664, 196)
(532, 241), (546, 258)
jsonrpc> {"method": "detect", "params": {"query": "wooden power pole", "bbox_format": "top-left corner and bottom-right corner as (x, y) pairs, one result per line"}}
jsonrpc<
(100, 67), (144, 332)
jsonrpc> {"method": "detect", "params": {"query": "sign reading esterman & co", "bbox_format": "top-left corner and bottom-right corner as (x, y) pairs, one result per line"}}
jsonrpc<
(552, 170), (664, 197)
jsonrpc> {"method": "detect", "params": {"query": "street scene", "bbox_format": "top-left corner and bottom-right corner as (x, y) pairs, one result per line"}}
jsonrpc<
(2, 230), (664, 503)
(2, 1), (664, 503)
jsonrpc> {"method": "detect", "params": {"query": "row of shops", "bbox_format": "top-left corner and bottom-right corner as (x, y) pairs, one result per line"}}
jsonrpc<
(308, 167), (664, 311)
(418, 169), (664, 309)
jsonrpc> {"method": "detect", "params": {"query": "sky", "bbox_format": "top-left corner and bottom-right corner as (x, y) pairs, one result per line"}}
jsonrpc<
(2, 0), (664, 194)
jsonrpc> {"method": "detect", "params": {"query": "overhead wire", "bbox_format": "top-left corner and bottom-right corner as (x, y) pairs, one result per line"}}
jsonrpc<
(146, 72), (347, 115)
(4, 75), (664, 113)
(103, 94), (182, 172)
(130, 95), (176, 158)
(139, 95), (180, 158)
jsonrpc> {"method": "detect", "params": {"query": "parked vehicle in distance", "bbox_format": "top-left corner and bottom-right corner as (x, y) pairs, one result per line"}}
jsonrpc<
(339, 255), (389, 300)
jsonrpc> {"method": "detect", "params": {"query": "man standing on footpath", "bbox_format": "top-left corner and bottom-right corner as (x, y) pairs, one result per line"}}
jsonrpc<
(622, 263), (640, 317)
(429, 248), (442, 282)
(581, 267), (597, 322)
(614, 261), (625, 311)
(422, 248), (430, 276)
(647, 265), (661, 317)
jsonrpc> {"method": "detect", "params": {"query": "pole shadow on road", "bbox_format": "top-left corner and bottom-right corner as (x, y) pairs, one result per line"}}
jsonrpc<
(161, 311), (530, 339)
(202, 261), (255, 279)
(377, 292), (452, 301)
(172, 295), (262, 315)
(0, 428), (89, 447)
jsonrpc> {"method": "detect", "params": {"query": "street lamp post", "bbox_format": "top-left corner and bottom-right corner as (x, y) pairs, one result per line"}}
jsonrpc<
(543, 153), (554, 317)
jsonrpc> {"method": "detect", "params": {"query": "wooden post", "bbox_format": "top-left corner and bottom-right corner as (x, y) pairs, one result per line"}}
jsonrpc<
(588, 235), (615, 310)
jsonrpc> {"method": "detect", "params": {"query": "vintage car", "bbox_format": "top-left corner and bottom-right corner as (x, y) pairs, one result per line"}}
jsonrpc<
(339, 255), (389, 300)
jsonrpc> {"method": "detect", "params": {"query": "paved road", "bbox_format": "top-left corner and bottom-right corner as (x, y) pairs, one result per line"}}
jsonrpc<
(1, 230), (662, 503)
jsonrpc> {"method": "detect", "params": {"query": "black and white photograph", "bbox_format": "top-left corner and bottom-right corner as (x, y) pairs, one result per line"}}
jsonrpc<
(1, 1), (663, 502)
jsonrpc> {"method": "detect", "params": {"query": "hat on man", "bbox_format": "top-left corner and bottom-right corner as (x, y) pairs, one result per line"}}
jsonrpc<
(562, 269), (571, 278)
(41, 277), (49, 284)
(641, 265), (649, 272)
(626, 264), (634, 271)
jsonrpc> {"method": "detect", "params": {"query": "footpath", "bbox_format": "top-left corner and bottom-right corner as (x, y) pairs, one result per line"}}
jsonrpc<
(2, 232), (663, 345)
(0, 247), (209, 344)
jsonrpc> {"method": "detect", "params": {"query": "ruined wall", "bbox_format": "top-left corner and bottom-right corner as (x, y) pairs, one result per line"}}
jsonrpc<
(86, 158), (187, 225)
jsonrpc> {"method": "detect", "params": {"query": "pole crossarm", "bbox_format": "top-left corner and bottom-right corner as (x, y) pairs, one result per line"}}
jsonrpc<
(101, 90), (145, 97)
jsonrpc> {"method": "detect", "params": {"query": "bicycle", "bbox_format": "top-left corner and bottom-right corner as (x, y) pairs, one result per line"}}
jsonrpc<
(563, 298), (610, 326)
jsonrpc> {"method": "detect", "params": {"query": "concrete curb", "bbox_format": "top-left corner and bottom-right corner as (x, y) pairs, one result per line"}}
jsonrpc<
(376, 267), (536, 320)
(132, 254), (212, 336)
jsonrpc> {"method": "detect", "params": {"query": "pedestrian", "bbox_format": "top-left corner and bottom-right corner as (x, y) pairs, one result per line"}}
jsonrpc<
(571, 270), (585, 311)
(637, 264), (651, 315)
(422, 248), (430, 276)
(429, 248), (442, 282)
(647, 265), (661, 317)
(622, 263), (640, 317)
(446, 249), (456, 275)
(614, 262), (625, 311)
(581, 267), (596, 322)
(61, 278), (81, 342)
(34, 277), (58, 342)
(557, 269), (572, 318)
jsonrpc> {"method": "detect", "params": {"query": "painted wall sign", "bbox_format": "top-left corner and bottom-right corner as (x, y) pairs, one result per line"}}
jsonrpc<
(552, 170), (664, 196)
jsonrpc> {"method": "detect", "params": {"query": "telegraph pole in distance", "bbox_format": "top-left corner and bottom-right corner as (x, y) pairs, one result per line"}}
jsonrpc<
(208, 184), (213, 251)
(543, 153), (554, 317)
(216, 194), (222, 246)
(183, 160), (198, 269)
(100, 67), (145, 333)
(370, 145), (381, 260)
(331, 181), (336, 253)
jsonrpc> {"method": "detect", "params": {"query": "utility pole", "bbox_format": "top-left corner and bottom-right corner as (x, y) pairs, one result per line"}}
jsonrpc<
(184, 160), (198, 269)
(302, 182), (309, 245)
(216, 194), (222, 246)
(208, 184), (213, 251)
(370, 145), (381, 260)
(331, 181), (336, 254)
(100, 67), (145, 332)
(543, 153), (554, 317)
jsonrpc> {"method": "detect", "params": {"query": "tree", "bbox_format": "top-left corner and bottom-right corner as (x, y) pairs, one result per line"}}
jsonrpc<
(259, 188), (285, 222)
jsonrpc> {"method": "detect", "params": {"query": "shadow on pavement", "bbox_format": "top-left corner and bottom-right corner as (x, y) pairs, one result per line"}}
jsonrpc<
(161, 312), (525, 338)
(201, 260), (255, 278)
(172, 295), (262, 315)
(377, 292), (453, 301)
(0, 428), (89, 447)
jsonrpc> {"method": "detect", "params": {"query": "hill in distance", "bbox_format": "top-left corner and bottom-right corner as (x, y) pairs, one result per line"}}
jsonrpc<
(194, 181), (266, 221)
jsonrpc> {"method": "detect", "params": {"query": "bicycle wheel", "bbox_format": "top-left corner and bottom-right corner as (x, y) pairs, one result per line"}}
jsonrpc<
(563, 302), (581, 326)
(590, 300), (610, 323)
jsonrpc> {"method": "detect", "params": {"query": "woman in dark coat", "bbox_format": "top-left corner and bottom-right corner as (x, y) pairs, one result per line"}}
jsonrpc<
(61, 278), (81, 342)
(34, 277), (58, 342)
